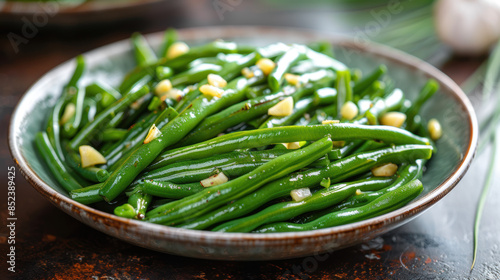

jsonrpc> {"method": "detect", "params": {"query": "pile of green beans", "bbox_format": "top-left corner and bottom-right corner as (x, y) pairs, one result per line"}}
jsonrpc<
(35, 29), (441, 233)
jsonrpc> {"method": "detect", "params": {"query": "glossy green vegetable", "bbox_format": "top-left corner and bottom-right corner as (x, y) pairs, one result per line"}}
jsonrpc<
(145, 137), (333, 225)
(99, 76), (254, 202)
(139, 150), (290, 183)
(268, 48), (306, 91)
(214, 177), (395, 232)
(149, 123), (430, 170)
(35, 132), (82, 192)
(38, 36), (440, 233)
(255, 179), (423, 232)
(178, 144), (431, 230)
(132, 32), (157, 67)
(136, 181), (204, 199)
(69, 85), (150, 150)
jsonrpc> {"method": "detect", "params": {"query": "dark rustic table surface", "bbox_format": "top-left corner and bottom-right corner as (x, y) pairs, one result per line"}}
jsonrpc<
(1, 1), (499, 279)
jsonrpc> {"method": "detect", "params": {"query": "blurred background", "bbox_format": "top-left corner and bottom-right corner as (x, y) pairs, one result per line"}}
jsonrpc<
(1, 0), (499, 279)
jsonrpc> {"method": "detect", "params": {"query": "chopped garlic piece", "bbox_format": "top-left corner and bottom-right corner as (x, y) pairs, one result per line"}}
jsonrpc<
(154, 79), (172, 96)
(200, 84), (224, 98)
(371, 163), (398, 177)
(428, 118), (442, 140)
(200, 172), (229, 187)
(160, 88), (183, 102)
(60, 103), (76, 125)
(380, 112), (407, 128)
(144, 124), (162, 144)
(79, 145), (107, 168)
(322, 120), (340, 125)
(283, 142), (301, 149)
(284, 73), (300, 86)
(167, 42), (189, 60)
(207, 74), (227, 88)
(241, 67), (255, 79)
(290, 188), (312, 202)
(256, 58), (276, 76)
(340, 101), (358, 120)
(268, 96), (294, 117)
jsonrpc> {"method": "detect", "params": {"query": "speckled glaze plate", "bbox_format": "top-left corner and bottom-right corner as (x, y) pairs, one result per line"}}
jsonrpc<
(9, 26), (477, 260)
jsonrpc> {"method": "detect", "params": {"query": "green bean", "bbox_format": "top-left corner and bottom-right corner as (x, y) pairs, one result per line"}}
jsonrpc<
(214, 177), (394, 232)
(70, 184), (103, 205)
(145, 137), (333, 225)
(132, 32), (157, 67)
(64, 144), (109, 183)
(336, 70), (353, 118)
(126, 191), (153, 219)
(307, 41), (334, 58)
(105, 107), (179, 170)
(46, 56), (85, 159)
(35, 132), (82, 192)
(155, 66), (174, 80)
(333, 161), (423, 210)
(147, 96), (162, 111)
(170, 63), (222, 87)
(308, 104), (337, 125)
(162, 41), (240, 70)
(300, 46), (346, 71)
(175, 52), (260, 112)
(102, 113), (157, 155)
(80, 98), (97, 128)
(149, 124), (430, 170)
(137, 181), (204, 199)
(355, 80), (386, 103)
(119, 69), (154, 95)
(245, 84), (271, 99)
(327, 140), (364, 160)
(100, 128), (128, 142)
(257, 43), (290, 59)
(99, 76), (254, 202)
(255, 179), (423, 232)
(296, 162), (423, 223)
(178, 144), (429, 230)
(353, 65), (387, 95)
(405, 79), (439, 131)
(85, 82), (122, 101)
(352, 140), (388, 154)
(140, 150), (290, 183)
(259, 97), (316, 129)
(66, 55), (85, 89)
(180, 85), (314, 146)
(268, 48), (306, 91)
(313, 87), (337, 106)
(62, 86), (86, 138)
(114, 204), (136, 218)
(69, 85), (150, 150)
(158, 28), (177, 58)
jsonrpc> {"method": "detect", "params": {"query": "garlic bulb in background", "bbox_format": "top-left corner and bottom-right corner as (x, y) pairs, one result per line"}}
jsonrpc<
(434, 0), (500, 55)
